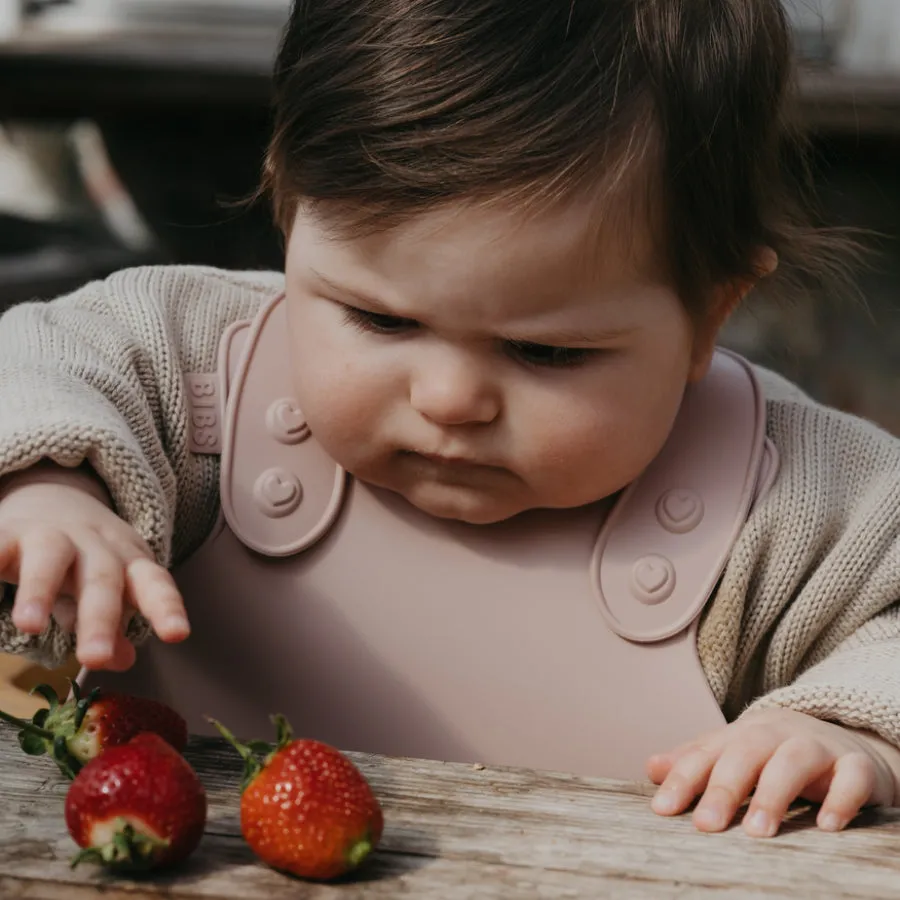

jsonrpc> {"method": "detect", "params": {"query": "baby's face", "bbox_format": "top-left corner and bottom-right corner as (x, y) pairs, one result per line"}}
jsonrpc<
(284, 198), (711, 524)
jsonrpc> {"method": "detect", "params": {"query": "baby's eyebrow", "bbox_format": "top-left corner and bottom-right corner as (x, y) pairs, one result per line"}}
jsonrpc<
(501, 325), (635, 346)
(310, 267), (633, 345)
(309, 269), (393, 311)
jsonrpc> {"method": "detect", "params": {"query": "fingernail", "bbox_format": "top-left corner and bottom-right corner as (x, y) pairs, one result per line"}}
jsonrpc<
(15, 604), (45, 630)
(79, 639), (113, 659)
(819, 812), (845, 832)
(652, 790), (679, 814)
(161, 615), (190, 636)
(694, 805), (726, 830)
(745, 810), (776, 837)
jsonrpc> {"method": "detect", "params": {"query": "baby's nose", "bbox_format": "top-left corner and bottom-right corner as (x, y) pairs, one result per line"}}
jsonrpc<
(409, 357), (500, 426)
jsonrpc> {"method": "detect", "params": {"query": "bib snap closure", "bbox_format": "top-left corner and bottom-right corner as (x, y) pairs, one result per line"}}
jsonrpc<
(631, 555), (676, 605)
(656, 488), (704, 534)
(266, 398), (311, 445)
(254, 467), (303, 518)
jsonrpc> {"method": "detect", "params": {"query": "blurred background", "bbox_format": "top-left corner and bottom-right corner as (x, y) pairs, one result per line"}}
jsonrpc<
(0, 0), (896, 423)
(0, 0), (897, 710)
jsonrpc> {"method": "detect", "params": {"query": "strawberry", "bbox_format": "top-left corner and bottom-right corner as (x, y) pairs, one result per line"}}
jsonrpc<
(65, 732), (207, 871)
(0, 681), (187, 778)
(210, 714), (383, 881)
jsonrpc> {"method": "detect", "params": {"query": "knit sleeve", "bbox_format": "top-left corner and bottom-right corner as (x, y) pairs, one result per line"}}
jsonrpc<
(744, 605), (900, 745)
(0, 265), (281, 666)
(697, 365), (900, 747)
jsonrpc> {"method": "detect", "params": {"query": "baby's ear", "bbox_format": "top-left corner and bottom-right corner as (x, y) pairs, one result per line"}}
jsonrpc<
(687, 247), (778, 383)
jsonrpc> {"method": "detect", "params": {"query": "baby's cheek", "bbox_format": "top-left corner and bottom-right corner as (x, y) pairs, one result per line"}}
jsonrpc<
(293, 361), (387, 467)
(522, 400), (668, 504)
(292, 324), (358, 403)
(300, 375), (371, 440)
(516, 409), (612, 497)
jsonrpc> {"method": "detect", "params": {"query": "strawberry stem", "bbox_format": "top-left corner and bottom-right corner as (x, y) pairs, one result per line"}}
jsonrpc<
(205, 716), (264, 790)
(28, 683), (60, 711)
(72, 688), (100, 732)
(0, 707), (55, 740)
(271, 714), (294, 750)
(205, 714), (299, 791)
(346, 837), (374, 870)
(0, 691), (85, 778)
(205, 717), (254, 762)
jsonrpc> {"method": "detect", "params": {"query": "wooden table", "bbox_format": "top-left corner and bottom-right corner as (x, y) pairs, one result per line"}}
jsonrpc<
(1, 731), (900, 897)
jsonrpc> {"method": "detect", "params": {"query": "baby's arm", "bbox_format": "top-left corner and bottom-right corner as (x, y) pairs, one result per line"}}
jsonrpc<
(0, 265), (282, 669)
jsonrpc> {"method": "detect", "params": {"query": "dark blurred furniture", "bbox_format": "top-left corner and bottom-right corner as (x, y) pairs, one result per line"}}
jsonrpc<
(0, 29), (275, 115)
(0, 212), (158, 308)
(0, 28), (284, 275)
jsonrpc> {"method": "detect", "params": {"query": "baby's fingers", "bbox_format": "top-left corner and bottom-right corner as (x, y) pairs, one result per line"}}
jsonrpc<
(692, 740), (773, 833)
(124, 556), (190, 643)
(647, 728), (724, 784)
(817, 753), (876, 832)
(11, 527), (76, 634)
(651, 744), (720, 817)
(0, 529), (14, 574)
(106, 631), (138, 672)
(74, 544), (127, 668)
(743, 738), (833, 838)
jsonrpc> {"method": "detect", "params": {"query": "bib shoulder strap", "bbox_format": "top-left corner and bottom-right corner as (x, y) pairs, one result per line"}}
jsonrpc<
(592, 349), (775, 643)
(184, 318), (252, 456)
(216, 295), (347, 557)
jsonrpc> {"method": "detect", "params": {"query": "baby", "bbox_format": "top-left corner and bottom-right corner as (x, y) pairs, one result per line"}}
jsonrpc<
(2, 0), (900, 841)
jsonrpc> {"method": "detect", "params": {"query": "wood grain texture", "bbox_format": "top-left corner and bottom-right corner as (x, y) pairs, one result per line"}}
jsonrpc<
(0, 731), (899, 897)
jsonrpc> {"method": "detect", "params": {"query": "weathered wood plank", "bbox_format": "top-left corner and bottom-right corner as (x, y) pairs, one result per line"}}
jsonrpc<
(0, 797), (871, 900)
(2, 732), (900, 897)
(0, 861), (820, 900)
(194, 740), (900, 896)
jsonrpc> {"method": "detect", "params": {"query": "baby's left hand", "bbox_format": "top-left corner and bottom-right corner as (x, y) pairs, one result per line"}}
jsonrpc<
(648, 708), (900, 837)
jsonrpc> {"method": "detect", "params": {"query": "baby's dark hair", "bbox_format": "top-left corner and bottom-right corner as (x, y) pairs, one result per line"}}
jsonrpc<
(262, 0), (856, 318)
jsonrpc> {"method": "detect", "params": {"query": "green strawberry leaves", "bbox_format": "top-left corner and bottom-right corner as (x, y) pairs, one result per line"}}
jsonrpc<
(18, 730), (47, 756)
(0, 681), (95, 779)
(206, 714), (297, 793)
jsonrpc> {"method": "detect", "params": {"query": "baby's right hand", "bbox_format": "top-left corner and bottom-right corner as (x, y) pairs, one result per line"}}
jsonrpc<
(0, 465), (190, 671)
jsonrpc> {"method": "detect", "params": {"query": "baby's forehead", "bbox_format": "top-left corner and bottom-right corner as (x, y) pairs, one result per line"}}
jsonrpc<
(300, 191), (663, 294)
(289, 200), (675, 336)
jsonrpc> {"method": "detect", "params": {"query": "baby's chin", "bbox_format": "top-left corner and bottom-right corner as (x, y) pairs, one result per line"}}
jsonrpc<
(401, 487), (524, 525)
(362, 471), (526, 525)
(333, 455), (523, 525)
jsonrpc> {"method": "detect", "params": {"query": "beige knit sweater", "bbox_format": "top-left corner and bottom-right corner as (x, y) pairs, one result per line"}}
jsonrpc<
(1, 266), (900, 744)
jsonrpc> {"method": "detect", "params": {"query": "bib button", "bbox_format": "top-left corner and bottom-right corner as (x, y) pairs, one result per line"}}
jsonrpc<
(254, 468), (303, 518)
(656, 488), (704, 534)
(266, 398), (311, 445)
(631, 555), (676, 605)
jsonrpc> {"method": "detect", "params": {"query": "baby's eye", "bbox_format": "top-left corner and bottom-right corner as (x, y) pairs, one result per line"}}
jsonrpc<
(342, 306), (418, 334)
(507, 341), (592, 368)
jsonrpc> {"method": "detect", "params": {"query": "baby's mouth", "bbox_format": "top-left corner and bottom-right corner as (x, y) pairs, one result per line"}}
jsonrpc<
(398, 450), (511, 483)
(411, 451), (482, 467)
